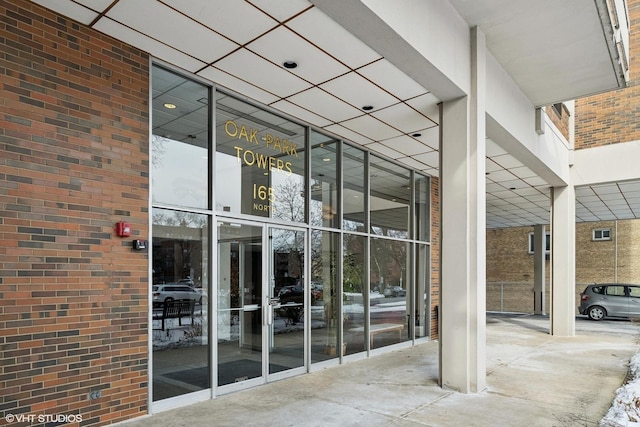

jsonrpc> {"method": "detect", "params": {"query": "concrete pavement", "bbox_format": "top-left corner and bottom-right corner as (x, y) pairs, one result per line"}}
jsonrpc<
(123, 314), (639, 426)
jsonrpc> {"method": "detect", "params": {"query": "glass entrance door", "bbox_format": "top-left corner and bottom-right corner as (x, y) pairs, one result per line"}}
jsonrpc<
(217, 221), (306, 390)
(266, 227), (306, 378)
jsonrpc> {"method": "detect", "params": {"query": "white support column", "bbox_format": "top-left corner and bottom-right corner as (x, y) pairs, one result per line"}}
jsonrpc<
(533, 224), (546, 315)
(439, 27), (486, 393)
(550, 186), (576, 336)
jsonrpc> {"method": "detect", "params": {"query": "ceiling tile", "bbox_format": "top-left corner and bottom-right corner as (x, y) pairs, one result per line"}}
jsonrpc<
(358, 60), (427, 101)
(380, 134), (432, 156)
(288, 88), (362, 122)
(32, 0), (102, 24)
(286, 7), (382, 69)
(339, 115), (402, 141)
(364, 142), (404, 160)
(106, 0), (238, 63)
(270, 100), (333, 128)
(486, 139), (508, 157)
(412, 151), (440, 168)
(94, 18), (206, 72)
(248, 0), (311, 22)
(198, 67), (279, 105)
(248, 26), (349, 84)
(492, 154), (524, 169)
(162, 0), (277, 45)
(323, 124), (373, 146)
(396, 157), (429, 171)
(215, 49), (311, 98)
(372, 103), (432, 135)
(320, 72), (398, 112)
(405, 93), (440, 124)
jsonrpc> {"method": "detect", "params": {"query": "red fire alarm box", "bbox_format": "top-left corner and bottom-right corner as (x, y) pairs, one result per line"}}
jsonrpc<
(115, 221), (132, 237)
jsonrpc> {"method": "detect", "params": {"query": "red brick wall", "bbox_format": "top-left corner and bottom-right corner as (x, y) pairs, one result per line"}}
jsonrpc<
(575, 0), (640, 149)
(0, 1), (149, 426)
(430, 177), (440, 339)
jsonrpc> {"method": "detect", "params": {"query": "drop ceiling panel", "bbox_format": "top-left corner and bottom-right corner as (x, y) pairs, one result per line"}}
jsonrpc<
(163, 0), (277, 45)
(340, 115), (402, 141)
(270, 100), (333, 128)
(320, 73), (398, 112)
(412, 151), (439, 168)
(491, 154), (524, 169)
(288, 88), (362, 122)
(199, 67), (279, 105)
(323, 124), (373, 145)
(405, 93), (440, 124)
(372, 103), (432, 135)
(363, 142), (403, 160)
(215, 49), (311, 98)
(247, 26), (349, 84)
(249, 0), (311, 22)
(380, 134), (432, 156)
(94, 18), (207, 72)
(31, 0), (100, 24)
(358, 60), (428, 101)
(286, 7), (382, 69)
(396, 156), (428, 171)
(106, 0), (239, 63)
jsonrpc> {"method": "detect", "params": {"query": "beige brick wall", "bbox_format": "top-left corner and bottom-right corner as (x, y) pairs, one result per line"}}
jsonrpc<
(574, 0), (640, 149)
(487, 220), (640, 314)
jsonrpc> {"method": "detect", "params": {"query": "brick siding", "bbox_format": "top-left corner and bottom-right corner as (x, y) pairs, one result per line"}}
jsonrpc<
(430, 177), (440, 339)
(0, 1), (149, 426)
(574, 0), (640, 149)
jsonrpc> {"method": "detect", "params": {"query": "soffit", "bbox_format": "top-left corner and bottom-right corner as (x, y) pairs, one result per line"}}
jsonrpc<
(31, 0), (637, 229)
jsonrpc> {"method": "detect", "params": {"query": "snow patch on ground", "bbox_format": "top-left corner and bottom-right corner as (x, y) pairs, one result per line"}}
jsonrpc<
(601, 353), (640, 426)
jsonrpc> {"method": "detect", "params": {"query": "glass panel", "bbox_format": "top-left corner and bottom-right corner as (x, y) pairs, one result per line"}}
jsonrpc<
(415, 244), (430, 338)
(217, 222), (263, 386)
(310, 131), (339, 228)
(370, 156), (410, 238)
(152, 208), (209, 401)
(343, 145), (366, 231)
(269, 228), (305, 373)
(310, 230), (339, 362)
(415, 174), (430, 242)
(343, 234), (366, 355)
(152, 66), (209, 209)
(215, 92), (306, 222)
(370, 238), (409, 349)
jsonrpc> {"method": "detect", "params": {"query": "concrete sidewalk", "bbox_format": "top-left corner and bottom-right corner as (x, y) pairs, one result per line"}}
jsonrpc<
(125, 314), (639, 426)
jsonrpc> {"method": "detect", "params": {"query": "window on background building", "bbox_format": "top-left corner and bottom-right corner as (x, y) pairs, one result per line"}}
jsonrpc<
(528, 231), (551, 254)
(593, 228), (612, 241)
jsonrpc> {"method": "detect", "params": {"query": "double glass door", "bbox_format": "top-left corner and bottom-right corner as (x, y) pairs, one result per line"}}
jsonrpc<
(217, 221), (306, 389)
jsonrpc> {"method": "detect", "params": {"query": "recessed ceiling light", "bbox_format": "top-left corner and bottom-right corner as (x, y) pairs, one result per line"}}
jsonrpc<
(362, 105), (374, 111)
(322, 158), (331, 162)
(412, 133), (422, 138)
(283, 61), (298, 69)
(163, 103), (177, 109)
(510, 187), (516, 190)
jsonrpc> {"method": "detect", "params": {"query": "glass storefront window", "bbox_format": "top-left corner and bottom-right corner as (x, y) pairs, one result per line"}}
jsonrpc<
(310, 131), (339, 229)
(370, 238), (409, 349)
(415, 174), (430, 242)
(370, 155), (411, 238)
(310, 230), (339, 362)
(215, 92), (306, 222)
(343, 145), (366, 231)
(343, 234), (366, 355)
(152, 67), (209, 210)
(151, 208), (209, 401)
(415, 243), (430, 338)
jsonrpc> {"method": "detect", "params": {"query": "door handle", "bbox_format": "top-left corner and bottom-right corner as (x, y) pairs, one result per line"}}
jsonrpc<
(244, 304), (259, 311)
